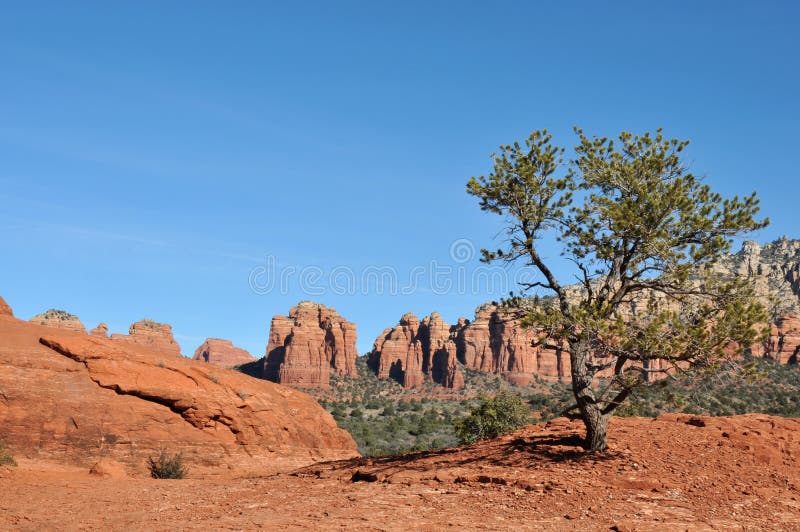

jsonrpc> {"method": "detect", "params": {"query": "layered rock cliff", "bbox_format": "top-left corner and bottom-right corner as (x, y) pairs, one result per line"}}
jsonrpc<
(368, 312), (464, 389)
(264, 302), (357, 388)
(194, 338), (255, 367)
(716, 239), (800, 363)
(0, 309), (358, 476)
(455, 304), (569, 385)
(451, 238), (800, 385)
(110, 319), (181, 357)
(29, 309), (87, 333)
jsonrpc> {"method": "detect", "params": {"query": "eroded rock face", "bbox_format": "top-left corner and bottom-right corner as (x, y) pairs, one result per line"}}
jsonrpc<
(29, 309), (86, 334)
(111, 319), (181, 357)
(751, 315), (800, 364)
(193, 338), (255, 367)
(0, 317), (357, 476)
(264, 302), (357, 389)
(0, 296), (13, 317)
(368, 312), (464, 389)
(715, 239), (800, 313)
(701, 239), (800, 365)
(455, 304), (569, 385)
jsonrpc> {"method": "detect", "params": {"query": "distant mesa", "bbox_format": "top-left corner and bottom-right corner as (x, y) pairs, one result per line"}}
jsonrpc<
(193, 338), (255, 367)
(110, 318), (182, 357)
(264, 301), (358, 389)
(368, 312), (464, 390)
(0, 295), (13, 317)
(29, 309), (87, 334)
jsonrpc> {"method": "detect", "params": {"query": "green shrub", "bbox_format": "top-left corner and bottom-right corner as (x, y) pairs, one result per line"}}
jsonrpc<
(0, 441), (16, 467)
(147, 449), (188, 479)
(454, 391), (530, 444)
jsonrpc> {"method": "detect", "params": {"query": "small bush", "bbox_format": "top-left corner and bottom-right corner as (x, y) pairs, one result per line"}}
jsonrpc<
(0, 441), (16, 467)
(147, 449), (188, 479)
(454, 391), (530, 445)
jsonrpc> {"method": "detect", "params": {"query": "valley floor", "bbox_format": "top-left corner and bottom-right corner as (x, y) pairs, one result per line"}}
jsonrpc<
(2, 414), (798, 531)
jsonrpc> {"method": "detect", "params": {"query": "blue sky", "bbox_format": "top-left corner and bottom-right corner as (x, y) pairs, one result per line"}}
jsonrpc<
(2, 1), (798, 356)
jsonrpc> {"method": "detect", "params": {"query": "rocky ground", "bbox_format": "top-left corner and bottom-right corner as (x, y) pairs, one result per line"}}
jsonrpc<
(2, 414), (797, 531)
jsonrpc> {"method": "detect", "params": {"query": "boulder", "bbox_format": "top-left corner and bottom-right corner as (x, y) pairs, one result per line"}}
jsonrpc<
(89, 458), (128, 479)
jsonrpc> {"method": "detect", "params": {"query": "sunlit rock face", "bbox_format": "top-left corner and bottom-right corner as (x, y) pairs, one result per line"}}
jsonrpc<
(264, 302), (358, 389)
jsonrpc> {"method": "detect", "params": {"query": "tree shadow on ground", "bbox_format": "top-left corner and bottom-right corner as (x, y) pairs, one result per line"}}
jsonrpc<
(294, 429), (621, 480)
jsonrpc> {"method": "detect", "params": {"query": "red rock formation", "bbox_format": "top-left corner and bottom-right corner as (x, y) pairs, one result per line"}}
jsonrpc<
(0, 296), (12, 317)
(0, 316), (357, 477)
(369, 312), (464, 389)
(370, 313), (425, 388)
(751, 315), (800, 364)
(111, 319), (181, 357)
(455, 305), (569, 385)
(90, 323), (108, 337)
(28, 309), (87, 333)
(264, 302), (357, 389)
(424, 313), (465, 390)
(193, 338), (255, 367)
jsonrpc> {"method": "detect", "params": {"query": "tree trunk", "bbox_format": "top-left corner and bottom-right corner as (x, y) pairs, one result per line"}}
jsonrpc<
(583, 408), (609, 452)
(569, 336), (610, 452)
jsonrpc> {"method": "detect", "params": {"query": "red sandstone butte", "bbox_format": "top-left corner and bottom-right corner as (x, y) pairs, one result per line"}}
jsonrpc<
(193, 338), (255, 367)
(369, 312), (464, 389)
(110, 319), (181, 357)
(264, 301), (358, 388)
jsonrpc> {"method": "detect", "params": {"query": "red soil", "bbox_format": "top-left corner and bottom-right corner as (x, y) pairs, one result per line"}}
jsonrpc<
(2, 414), (798, 530)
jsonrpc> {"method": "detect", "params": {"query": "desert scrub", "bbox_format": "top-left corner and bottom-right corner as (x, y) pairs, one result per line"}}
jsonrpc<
(147, 449), (188, 479)
(0, 441), (16, 466)
(454, 391), (530, 444)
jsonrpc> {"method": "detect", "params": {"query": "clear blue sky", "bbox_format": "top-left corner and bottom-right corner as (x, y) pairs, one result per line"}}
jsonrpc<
(2, 1), (798, 356)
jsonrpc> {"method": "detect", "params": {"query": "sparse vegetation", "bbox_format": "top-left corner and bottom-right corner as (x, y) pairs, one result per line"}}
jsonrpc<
(616, 356), (800, 418)
(315, 354), (799, 456)
(454, 391), (531, 444)
(0, 441), (17, 467)
(147, 449), (188, 479)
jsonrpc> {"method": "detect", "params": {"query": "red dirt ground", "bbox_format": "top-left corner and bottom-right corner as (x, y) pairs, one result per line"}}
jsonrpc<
(2, 414), (798, 531)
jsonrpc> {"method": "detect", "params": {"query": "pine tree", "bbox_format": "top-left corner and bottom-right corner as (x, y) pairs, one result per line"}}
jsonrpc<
(467, 128), (769, 451)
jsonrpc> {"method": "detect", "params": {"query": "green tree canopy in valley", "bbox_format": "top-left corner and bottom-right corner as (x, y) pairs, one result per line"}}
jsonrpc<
(467, 128), (769, 451)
